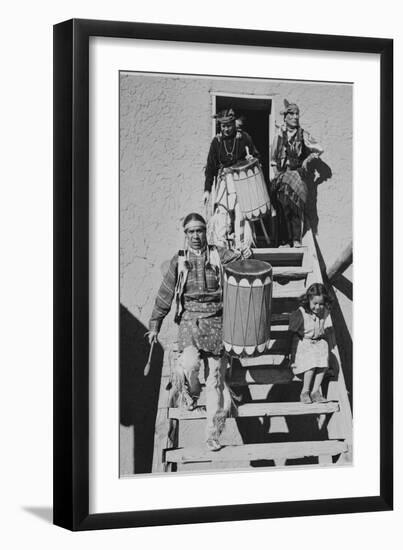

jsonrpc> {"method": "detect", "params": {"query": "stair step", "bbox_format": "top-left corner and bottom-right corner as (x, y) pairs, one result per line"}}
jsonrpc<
(271, 313), (291, 324)
(241, 353), (290, 367)
(229, 365), (295, 386)
(268, 324), (289, 333)
(272, 266), (311, 280)
(252, 247), (305, 267)
(165, 439), (347, 464)
(273, 279), (305, 299)
(169, 401), (339, 420)
(271, 297), (301, 315)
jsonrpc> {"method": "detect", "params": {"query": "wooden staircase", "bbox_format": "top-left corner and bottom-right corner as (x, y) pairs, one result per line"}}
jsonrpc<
(152, 229), (353, 473)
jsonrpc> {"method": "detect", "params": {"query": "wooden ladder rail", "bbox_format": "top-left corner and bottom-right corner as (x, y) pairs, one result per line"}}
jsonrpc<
(302, 228), (353, 463)
(152, 346), (180, 473)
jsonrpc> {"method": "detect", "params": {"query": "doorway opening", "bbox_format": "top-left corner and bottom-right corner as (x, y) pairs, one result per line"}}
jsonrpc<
(214, 95), (272, 184)
(213, 94), (275, 246)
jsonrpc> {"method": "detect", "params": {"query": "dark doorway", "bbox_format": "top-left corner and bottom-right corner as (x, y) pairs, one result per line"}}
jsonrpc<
(215, 96), (271, 183)
(215, 95), (274, 245)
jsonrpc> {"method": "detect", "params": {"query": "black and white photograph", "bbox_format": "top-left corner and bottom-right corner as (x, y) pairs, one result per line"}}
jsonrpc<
(119, 72), (353, 476)
(1, 0), (398, 542)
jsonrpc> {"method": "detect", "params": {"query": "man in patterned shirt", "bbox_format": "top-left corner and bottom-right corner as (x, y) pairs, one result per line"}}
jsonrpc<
(148, 212), (251, 451)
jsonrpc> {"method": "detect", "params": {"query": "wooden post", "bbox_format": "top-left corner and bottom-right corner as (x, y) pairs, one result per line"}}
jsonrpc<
(303, 229), (353, 459)
(152, 346), (179, 473)
(326, 242), (353, 282)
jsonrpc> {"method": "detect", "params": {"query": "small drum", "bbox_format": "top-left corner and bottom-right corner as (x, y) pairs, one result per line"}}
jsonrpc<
(224, 159), (270, 221)
(223, 259), (272, 357)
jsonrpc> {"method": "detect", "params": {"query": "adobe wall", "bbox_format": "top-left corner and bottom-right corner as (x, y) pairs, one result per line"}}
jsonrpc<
(120, 72), (353, 342)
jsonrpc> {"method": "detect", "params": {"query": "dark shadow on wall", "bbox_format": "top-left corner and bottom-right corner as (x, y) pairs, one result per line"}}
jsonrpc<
(120, 304), (164, 474)
(313, 238), (353, 409)
(305, 158), (333, 236)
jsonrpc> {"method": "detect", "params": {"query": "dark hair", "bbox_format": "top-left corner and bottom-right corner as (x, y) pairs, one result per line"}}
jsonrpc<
(300, 282), (332, 312)
(182, 212), (206, 229)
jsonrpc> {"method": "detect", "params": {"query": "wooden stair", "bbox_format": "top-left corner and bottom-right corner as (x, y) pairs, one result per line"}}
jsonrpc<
(169, 401), (340, 420)
(165, 440), (347, 465)
(152, 229), (353, 472)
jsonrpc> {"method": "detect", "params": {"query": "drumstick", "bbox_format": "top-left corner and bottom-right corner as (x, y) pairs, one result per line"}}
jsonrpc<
(260, 218), (271, 245)
(144, 339), (156, 376)
(211, 180), (216, 215)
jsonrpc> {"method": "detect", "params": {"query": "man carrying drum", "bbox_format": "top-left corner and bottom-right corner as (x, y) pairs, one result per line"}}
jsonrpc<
(147, 213), (251, 451)
(203, 108), (263, 249)
(270, 99), (324, 247)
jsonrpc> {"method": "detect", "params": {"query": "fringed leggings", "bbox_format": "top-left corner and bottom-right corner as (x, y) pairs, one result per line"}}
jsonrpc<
(174, 345), (231, 440)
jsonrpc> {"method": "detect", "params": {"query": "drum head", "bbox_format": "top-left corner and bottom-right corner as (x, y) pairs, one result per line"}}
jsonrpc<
(224, 259), (272, 279)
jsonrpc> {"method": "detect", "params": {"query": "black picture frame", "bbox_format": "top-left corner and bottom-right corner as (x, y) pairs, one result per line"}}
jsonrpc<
(53, 18), (393, 531)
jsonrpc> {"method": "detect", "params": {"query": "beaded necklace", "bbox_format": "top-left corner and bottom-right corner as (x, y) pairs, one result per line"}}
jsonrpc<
(223, 137), (236, 160)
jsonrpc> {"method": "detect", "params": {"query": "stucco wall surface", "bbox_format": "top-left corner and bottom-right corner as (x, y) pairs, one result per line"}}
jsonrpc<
(120, 73), (352, 344)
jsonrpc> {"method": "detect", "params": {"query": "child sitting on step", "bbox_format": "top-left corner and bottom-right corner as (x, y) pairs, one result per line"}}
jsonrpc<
(286, 283), (332, 404)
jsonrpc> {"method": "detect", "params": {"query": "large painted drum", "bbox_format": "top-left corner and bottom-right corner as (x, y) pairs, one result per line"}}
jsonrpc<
(225, 158), (270, 221)
(223, 259), (272, 357)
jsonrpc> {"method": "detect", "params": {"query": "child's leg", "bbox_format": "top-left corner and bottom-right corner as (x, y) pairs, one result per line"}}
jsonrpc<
(301, 368), (315, 393)
(300, 368), (314, 403)
(311, 368), (326, 394)
(311, 368), (327, 402)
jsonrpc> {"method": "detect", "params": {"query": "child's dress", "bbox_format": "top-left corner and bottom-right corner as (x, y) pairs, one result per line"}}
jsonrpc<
(288, 306), (331, 374)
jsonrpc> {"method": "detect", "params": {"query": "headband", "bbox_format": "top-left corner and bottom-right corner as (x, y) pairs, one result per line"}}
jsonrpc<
(184, 220), (206, 232)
